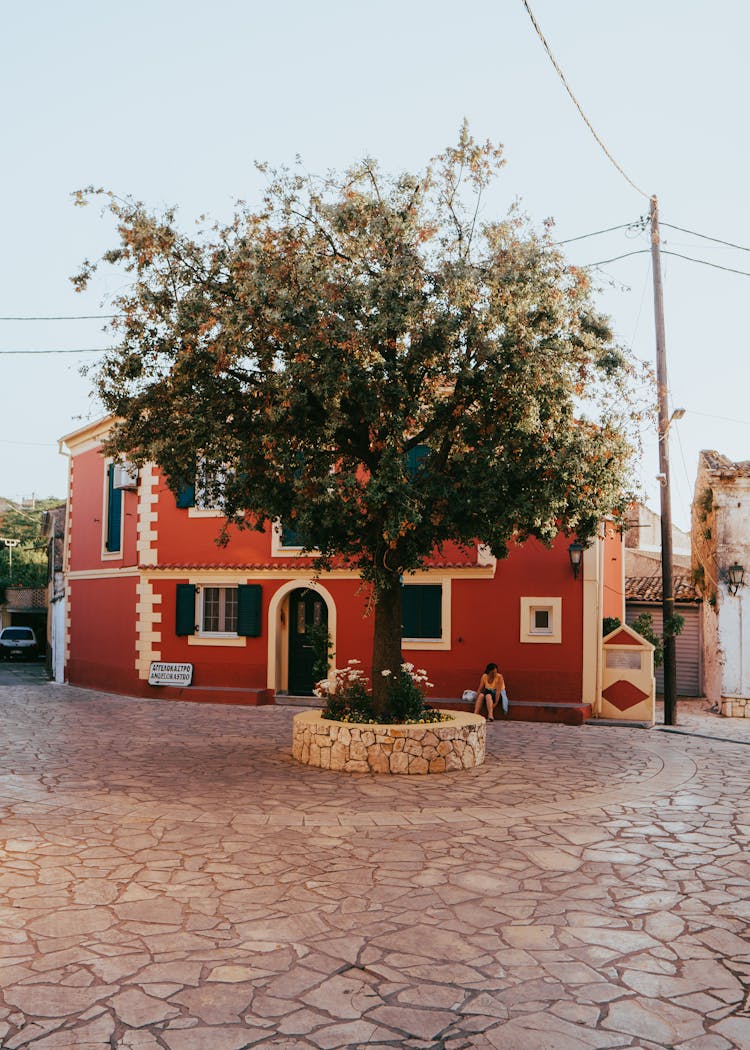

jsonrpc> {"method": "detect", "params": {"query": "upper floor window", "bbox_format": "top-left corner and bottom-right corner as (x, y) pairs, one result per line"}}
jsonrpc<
(104, 463), (123, 554)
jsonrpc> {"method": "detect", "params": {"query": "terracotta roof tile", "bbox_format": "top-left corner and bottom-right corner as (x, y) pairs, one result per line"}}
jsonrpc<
(142, 560), (485, 572)
(700, 450), (750, 477)
(625, 573), (699, 602)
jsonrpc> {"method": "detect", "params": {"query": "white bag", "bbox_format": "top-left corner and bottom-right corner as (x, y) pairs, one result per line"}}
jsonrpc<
(462, 689), (477, 702)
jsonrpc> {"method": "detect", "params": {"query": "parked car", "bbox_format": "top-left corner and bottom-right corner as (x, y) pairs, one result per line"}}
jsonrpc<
(0, 626), (39, 661)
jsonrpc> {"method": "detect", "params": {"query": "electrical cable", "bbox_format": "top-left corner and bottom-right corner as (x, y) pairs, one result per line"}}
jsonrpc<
(661, 251), (750, 278)
(583, 248), (750, 278)
(0, 315), (116, 321)
(661, 223), (750, 254)
(685, 409), (750, 427)
(0, 438), (58, 447)
(520, 0), (649, 199)
(583, 250), (650, 268)
(0, 348), (110, 355)
(555, 221), (642, 245)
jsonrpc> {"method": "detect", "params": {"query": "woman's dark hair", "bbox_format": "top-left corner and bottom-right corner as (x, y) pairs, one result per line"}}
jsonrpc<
(485, 662), (498, 674)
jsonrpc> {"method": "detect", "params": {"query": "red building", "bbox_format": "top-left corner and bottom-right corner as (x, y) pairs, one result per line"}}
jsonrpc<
(60, 418), (625, 719)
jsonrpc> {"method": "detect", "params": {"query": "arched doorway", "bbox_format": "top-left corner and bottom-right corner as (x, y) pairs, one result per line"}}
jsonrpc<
(287, 588), (329, 696)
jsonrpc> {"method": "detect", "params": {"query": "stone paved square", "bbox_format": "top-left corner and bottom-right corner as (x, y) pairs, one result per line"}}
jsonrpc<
(1, 679), (749, 1048)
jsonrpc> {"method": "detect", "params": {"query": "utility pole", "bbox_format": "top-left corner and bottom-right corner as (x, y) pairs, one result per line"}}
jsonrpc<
(649, 195), (678, 726)
(1, 537), (20, 580)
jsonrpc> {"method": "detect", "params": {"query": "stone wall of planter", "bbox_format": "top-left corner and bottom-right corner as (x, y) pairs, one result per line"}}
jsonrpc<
(292, 710), (485, 774)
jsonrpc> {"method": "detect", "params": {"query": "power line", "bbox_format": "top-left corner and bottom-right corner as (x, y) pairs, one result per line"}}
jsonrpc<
(583, 250), (650, 268)
(661, 223), (750, 254)
(0, 315), (116, 321)
(0, 438), (58, 447)
(0, 348), (110, 355)
(661, 250), (750, 278)
(583, 248), (750, 278)
(520, 0), (649, 199)
(555, 220), (643, 245)
(686, 409), (750, 427)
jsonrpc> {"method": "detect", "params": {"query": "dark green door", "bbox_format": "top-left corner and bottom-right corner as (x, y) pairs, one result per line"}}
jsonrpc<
(288, 589), (328, 696)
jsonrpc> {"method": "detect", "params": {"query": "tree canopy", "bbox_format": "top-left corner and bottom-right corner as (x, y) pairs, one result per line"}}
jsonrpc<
(0, 499), (61, 591)
(74, 126), (644, 709)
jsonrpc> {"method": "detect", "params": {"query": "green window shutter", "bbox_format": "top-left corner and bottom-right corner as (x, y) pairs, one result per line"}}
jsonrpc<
(406, 445), (430, 477)
(237, 584), (262, 637)
(176, 584), (196, 636)
(402, 584), (418, 637)
(175, 481), (196, 508)
(402, 584), (442, 639)
(105, 464), (123, 552)
(420, 585), (442, 638)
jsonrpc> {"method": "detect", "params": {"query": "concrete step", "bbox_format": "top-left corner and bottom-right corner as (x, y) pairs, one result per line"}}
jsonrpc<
(432, 699), (592, 727)
(274, 694), (324, 708)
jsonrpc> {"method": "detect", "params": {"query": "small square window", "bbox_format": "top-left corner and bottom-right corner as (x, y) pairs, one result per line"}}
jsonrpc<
(531, 608), (552, 634)
(520, 597), (562, 644)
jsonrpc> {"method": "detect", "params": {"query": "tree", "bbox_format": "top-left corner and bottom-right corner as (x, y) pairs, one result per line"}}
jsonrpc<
(0, 500), (61, 591)
(74, 127), (643, 715)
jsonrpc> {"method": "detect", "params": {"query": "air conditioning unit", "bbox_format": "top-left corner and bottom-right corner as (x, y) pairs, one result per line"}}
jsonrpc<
(113, 462), (138, 490)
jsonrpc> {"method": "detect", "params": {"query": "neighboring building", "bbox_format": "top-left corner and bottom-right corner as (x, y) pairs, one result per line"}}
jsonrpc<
(42, 503), (67, 682)
(623, 502), (702, 697)
(624, 574), (702, 696)
(692, 451), (750, 716)
(624, 501), (691, 575)
(0, 586), (47, 647)
(59, 417), (626, 719)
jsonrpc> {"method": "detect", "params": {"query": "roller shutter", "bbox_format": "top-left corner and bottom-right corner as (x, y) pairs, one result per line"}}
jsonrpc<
(626, 603), (702, 696)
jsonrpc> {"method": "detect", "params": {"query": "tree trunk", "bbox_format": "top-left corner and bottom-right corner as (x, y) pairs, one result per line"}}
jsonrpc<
(371, 571), (403, 717)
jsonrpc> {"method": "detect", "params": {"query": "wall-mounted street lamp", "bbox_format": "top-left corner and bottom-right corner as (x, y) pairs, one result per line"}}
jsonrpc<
(726, 563), (745, 596)
(568, 541), (584, 579)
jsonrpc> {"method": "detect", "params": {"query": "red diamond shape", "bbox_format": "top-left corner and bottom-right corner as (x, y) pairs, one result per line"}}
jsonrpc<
(602, 679), (649, 712)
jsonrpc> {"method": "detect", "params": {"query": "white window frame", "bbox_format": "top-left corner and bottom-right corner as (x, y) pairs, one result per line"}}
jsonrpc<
(198, 585), (239, 638)
(270, 520), (321, 558)
(520, 597), (562, 644)
(188, 459), (229, 518)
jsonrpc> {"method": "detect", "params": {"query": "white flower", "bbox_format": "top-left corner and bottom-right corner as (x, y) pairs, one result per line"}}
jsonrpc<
(347, 658), (361, 665)
(381, 669), (392, 677)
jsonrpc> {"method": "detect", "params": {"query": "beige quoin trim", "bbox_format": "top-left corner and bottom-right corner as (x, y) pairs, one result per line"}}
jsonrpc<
(137, 464), (159, 566)
(267, 580), (337, 693)
(581, 532), (604, 711)
(135, 578), (162, 679)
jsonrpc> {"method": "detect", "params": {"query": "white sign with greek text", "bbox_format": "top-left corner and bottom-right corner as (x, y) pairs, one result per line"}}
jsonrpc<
(148, 662), (193, 686)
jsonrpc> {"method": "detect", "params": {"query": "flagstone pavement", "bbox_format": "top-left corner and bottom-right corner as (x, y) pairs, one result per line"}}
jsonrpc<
(0, 682), (748, 1049)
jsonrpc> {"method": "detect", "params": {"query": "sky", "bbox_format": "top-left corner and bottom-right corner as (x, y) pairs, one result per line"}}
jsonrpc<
(2, 0), (748, 531)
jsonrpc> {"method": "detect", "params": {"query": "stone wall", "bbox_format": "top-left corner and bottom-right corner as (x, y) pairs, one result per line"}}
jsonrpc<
(719, 697), (750, 718)
(292, 710), (485, 774)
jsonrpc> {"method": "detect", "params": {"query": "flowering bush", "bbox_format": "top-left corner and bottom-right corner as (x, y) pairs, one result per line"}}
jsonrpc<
(316, 660), (448, 724)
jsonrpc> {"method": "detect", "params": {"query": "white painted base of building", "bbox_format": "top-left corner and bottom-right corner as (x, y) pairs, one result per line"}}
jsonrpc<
(292, 710), (486, 774)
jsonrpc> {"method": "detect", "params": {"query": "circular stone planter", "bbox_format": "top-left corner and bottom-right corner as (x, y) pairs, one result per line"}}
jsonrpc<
(292, 710), (485, 774)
